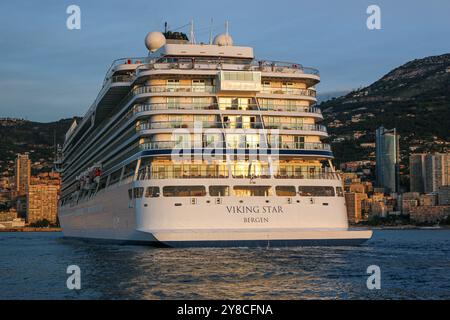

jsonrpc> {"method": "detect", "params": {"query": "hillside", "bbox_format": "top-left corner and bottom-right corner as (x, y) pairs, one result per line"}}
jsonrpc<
(320, 53), (450, 168)
(0, 118), (78, 175)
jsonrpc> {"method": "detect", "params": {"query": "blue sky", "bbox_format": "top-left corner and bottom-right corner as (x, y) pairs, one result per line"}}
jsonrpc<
(0, 0), (449, 122)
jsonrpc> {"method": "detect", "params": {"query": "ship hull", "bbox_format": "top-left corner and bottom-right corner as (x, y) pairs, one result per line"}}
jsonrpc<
(59, 179), (373, 247)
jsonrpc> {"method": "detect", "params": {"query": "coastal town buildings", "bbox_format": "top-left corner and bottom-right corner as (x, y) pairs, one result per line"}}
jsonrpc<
(375, 126), (400, 194)
(410, 153), (450, 193)
(0, 153), (61, 228)
(15, 153), (30, 195)
(26, 172), (60, 224)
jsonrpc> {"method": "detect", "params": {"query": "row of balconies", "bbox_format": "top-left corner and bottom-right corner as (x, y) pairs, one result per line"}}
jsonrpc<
(131, 103), (322, 115)
(128, 84), (316, 97)
(106, 57), (319, 82)
(139, 141), (331, 151)
(137, 120), (327, 132)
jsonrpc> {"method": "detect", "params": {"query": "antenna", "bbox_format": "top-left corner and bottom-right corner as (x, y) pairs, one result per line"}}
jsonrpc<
(209, 18), (213, 45)
(190, 20), (196, 44)
(164, 22), (167, 33)
(225, 20), (229, 36)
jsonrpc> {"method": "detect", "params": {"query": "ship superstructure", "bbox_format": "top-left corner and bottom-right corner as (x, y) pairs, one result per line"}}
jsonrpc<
(59, 26), (372, 246)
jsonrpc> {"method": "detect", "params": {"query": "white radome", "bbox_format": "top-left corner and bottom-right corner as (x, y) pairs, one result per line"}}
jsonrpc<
(145, 31), (166, 52)
(213, 33), (233, 46)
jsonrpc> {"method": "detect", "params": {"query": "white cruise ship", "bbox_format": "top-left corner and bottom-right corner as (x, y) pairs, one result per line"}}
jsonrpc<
(59, 26), (372, 247)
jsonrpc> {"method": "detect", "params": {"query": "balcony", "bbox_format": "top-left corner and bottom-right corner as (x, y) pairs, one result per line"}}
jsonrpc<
(260, 87), (316, 97)
(138, 121), (222, 130)
(139, 141), (331, 152)
(132, 85), (215, 96)
(264, 123), (327, 133)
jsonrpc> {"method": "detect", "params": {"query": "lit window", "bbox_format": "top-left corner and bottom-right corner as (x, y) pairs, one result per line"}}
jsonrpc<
(145, 187), (160, 198)
(298, 186), (335, 197)
(275, 186), (296, 196)
(133, 187), (144, 198)
(163, 186), (206, 197)
(209, 186), (229, 197)
(233, 186), (272, 196)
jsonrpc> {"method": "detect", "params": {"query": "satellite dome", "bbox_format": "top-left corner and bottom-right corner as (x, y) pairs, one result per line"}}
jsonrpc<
(145, 31), (166, 52)
(213, 33), (233, 46)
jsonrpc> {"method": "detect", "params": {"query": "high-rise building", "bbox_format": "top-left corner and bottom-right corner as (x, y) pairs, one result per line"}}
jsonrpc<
(409, 153), (450, 193)
(345, 192), (368, 223)
(375, 127), (400, 194)
(410, 153), (426, 193)
(26, 172), (60, 224)
(15, 153), (31, 195)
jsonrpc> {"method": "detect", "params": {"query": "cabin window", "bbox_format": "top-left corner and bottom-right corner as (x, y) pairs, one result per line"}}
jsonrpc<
(97, 177), (107, 191)
(209, 186), (230, 197)
(233, 186), (272, 197)
(298, 186), (335, 197)
(123, 161), (138, 180)
(109, 169), (122, 186)
(163, 186), (206, 197)
(133, 187), (144, 198)
(336, 186), (344, 197)
(145, 186), (160, 198)
(275, 186), (297, 196)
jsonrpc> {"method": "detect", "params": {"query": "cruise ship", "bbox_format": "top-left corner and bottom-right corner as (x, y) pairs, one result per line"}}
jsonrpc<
(59, 26), (372, 247)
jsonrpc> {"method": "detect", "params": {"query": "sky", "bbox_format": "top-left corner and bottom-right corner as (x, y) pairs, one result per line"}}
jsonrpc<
(0, 0), (449, 122)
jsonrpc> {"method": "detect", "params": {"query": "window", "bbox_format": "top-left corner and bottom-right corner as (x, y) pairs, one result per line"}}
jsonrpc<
(133, 187), (144, 198)
(109, 168), (122, 186)
(209, 186), (230, 197)
(192, 79), (206, 92)
(123, 161), (137, 180)
(336, 186), (344, 197)
(163, 186), (206, 197)
(233, 186), (272, 197)
(275, 186), (296, 196)
(167, 79), (180, 92)
(145, 186), (160, 198)
(97, 177), (107, 191)
(298, 186), (335, 197)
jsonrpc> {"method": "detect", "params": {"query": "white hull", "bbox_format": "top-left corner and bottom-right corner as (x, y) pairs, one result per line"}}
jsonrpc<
(59, 179), (372, 247)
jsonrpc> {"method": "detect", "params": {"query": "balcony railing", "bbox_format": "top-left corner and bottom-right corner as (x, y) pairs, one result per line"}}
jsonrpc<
(132, 103), (322, 114)
(260, 87), (316, 97)
(136, 166), (338, 180)
(132, 85), (215, 96)
(138, 121), (222, 130)
(140, 141), (332, 151)
(263, 123), (327, 132)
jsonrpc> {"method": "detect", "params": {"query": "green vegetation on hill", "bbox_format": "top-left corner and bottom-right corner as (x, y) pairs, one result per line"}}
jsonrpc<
(320, 53), (450, 166)
(0, 118), (79, 174)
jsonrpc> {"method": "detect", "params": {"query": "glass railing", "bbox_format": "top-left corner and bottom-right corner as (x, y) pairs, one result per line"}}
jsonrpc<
(132, 85), (215, 95)
(260, 87), (316, 97)
(137, 167), (229, 180)
(132, 103), (219, 113)
(138, 121), (222, 130)
(111, 75), (133, 83)
(259, 105), (321, 114)
(136, 166), (338, 180)
(132, 103), (322, 114)
(137, 57), (320, 76)
(263, 123), (327, 132)
(140, 141), (331, 151)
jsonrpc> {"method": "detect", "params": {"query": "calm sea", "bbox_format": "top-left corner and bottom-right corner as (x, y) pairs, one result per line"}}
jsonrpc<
(0, 229), (449, 299)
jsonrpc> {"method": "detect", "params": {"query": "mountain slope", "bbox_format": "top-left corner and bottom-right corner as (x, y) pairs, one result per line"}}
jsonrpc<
(0, 118), (78, 174)
(320, 53), (450, 166)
